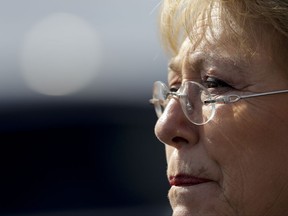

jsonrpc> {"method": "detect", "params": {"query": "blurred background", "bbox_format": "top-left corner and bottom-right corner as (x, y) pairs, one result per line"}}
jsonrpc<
(0, 0), (171, 215)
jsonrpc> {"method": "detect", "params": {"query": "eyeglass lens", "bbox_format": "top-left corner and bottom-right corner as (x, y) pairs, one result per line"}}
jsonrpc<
(152, 81), (216, 125)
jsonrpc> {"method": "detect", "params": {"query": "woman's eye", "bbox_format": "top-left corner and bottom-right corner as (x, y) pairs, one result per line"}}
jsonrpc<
(169, 87), (179, 92)
(203, 77), (231, 88)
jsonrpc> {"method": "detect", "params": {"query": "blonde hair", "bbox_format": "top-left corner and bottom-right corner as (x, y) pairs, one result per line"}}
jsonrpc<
(160, 0), (288, 56)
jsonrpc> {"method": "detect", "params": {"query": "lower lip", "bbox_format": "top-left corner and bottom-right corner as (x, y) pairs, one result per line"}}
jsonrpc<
(169, 175), (212, 186)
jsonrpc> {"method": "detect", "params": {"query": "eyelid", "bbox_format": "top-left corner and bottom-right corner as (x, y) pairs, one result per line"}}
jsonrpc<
(203, 76), (232, 88)
(169, 87), (179, 92)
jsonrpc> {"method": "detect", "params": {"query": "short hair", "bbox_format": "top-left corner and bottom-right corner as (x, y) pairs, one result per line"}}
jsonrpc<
(160, 0), (288, 57)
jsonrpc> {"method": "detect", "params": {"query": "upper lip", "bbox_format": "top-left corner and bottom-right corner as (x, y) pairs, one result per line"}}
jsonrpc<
(169, 174), (212, 186)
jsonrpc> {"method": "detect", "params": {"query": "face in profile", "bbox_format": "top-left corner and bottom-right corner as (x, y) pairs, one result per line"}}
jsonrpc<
(153, 7), (288, 216)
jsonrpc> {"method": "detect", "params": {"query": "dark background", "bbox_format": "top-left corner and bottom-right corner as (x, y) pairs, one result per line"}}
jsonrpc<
(0, 101), (171, 216)
(0, 0), (171, 215)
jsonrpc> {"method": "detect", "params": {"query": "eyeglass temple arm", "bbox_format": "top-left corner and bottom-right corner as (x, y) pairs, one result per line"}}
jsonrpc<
(205, 89), (288, 104)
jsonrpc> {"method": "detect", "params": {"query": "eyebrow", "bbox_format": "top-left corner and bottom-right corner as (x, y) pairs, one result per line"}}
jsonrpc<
(168, 51), (248, 83)
(209, 55), (248, 74)
(188, 51), (248, 75)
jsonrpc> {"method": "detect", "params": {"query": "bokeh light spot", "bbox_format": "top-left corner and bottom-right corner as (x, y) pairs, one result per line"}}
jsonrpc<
(20, 13), (101, 96)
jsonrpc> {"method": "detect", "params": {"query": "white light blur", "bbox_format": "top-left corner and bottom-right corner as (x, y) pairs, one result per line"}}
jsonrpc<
(20, 13), (101, 96)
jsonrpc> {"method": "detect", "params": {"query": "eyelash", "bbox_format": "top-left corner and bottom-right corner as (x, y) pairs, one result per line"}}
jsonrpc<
(203, 76), (232, 89)
(169, 77), (232, 93)
(169, 84), (182, 93)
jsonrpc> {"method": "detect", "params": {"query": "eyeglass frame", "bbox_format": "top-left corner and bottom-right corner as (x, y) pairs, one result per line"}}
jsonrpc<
(150, 80), (288, 125)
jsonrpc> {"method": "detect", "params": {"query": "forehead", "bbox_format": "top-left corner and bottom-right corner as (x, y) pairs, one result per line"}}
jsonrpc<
(169, 36), (248, 74)
(167, 4), (284, 83)
(172, 3), (259, 65)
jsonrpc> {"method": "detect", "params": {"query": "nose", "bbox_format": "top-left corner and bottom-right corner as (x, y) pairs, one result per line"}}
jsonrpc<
(154, 97), (200, 149)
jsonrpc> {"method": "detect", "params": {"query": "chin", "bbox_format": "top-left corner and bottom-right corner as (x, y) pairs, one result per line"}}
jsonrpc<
(168, 184), (236, 216)
(171, 204), (232, 216)
(172, 207), (192, 216)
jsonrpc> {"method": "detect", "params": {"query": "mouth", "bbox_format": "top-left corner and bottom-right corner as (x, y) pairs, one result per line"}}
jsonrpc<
(169, 174), (212, 186)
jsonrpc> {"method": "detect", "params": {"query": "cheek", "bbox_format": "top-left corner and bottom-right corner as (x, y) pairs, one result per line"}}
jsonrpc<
(165, 145), (174, 163)
(206, 101), (288, 169)
(208, 100), (282, 148)
(203, 102), (288, 214)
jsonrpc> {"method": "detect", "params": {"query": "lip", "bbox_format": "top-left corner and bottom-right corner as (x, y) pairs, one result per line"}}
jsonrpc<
(169, 174), (212, 186)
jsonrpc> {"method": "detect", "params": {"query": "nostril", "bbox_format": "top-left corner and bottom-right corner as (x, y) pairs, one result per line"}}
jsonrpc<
(172, 136), (189, 144)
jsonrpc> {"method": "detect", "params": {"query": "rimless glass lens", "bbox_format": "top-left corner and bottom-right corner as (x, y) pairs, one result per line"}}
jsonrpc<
(150, 81), (288, 125)
(150, 81), (216, 125)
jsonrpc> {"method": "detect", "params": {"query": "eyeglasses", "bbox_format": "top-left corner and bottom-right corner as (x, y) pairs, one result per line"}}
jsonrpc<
(150, 81), (288, 125)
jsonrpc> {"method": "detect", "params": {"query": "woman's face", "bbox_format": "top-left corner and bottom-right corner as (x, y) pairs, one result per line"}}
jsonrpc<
(154, 24), (288, 215)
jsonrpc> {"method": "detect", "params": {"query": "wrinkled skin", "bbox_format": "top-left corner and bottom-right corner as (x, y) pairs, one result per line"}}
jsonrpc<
(154, 22), (288, 216)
